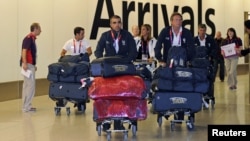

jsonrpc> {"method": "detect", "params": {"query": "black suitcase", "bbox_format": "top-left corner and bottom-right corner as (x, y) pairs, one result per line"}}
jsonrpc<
(152, 91), (203, 113)
(90, 56), (136, 77)
(49, 82), (88, 101)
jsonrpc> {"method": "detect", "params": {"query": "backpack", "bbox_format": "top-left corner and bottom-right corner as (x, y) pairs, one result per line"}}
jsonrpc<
(166, 46), (188, 68)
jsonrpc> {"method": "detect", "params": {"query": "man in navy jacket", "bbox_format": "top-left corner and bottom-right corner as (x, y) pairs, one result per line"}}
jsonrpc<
(94, 15), (137, 131)
(154, 12), (195, 122)
(94, 15), (137, 62)
(194, 23), (218, 107)
(154, 12), (195, 67)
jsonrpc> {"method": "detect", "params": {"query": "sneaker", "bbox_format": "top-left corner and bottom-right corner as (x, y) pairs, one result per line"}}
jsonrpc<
(229, 86), (237, 90)
(29, 107), (37, 111)
(23, 107), (36, 112)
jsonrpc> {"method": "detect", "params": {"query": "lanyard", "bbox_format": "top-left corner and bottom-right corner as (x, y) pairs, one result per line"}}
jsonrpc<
(169, 29), (182, 46)
(73, 39), (82, 53)
(111, 31), (121, 53)
(111, 31), (122, 41)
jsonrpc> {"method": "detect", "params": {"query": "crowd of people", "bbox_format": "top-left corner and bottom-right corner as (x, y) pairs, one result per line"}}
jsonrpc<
(20, 13), (250, 115)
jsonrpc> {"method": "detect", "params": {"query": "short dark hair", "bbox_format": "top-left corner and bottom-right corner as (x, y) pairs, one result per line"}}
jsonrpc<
(110, 15), (121, 23)
(30, 22), (40, 32)
(74, 27), (84, 35)
(170, 12), (183, 21)
(198, 23), (207, 29)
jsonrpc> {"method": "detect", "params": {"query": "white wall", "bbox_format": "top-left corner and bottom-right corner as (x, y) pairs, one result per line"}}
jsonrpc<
(0, 0), (248, 83)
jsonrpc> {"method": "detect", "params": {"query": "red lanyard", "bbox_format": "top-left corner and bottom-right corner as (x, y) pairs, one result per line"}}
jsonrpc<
(169, 29), (182, 46)
(73, 39), (82, 53)
(111, 31), (121, 41)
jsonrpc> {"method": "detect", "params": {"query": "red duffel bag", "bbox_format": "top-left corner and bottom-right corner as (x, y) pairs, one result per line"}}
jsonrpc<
(88, 75), (146, 100)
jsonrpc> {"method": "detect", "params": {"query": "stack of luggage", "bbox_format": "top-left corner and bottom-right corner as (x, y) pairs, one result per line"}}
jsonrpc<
(151, 46), (209, 131)
(88, 56), (147, 140)
(191, 46), (217, 109)
(47, 53), (90, 115)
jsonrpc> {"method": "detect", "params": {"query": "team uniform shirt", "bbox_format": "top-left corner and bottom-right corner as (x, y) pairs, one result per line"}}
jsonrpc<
(171, 27), (183, 46)
(21, 33), (37, 65)
(63, 38), (91, 55)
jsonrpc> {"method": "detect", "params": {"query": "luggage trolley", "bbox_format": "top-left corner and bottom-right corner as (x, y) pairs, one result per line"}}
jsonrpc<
(202, 63), (216, 109)
(92, 99), (147, 141)
(95, 118), (137, 140)
(88, 57), (149, 140)
(151, 66), (209, 131)
(191, 46), (217, 109)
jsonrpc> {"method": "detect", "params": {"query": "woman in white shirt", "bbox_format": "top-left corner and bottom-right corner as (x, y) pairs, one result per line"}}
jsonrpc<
(135, 24), (157, 63)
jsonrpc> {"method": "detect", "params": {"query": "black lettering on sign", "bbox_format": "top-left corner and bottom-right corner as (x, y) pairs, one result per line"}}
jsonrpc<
(90, 0), (216, 40)
(90, 0), (114, 39)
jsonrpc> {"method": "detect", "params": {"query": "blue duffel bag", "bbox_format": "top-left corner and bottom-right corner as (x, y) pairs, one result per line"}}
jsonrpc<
(90, 56), (137, 77)
(152, 67), (210, 93)
(152, 91), (203, 113)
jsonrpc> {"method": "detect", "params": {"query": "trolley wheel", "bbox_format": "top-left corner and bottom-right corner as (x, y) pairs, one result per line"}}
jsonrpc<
(106, 131), (111, 141)
(77, 103), (86, 112)
(66, 107), (70, 116)
(170, 121), (175, 131)
(211, 100), (215, 109)
(97, 125), (102, 136)
(131, 125), (137, 136)
(54, 107), (61, 116)
(81, 104), (86, 112)
(123, 132), (128, 141)
(187, 117), (194, 130)
(157, 114), (162, 127)
(186, 122), (194, 130)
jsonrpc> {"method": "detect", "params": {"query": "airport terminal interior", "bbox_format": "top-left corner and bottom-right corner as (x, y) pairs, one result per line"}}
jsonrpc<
(0, 72), (250, 141)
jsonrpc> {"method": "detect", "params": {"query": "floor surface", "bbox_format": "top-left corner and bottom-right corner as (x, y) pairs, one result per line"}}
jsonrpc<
(0, 75), (249, 141)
